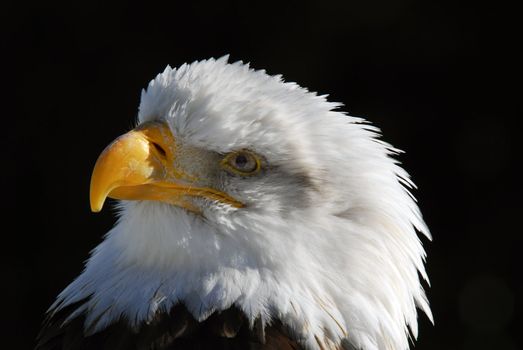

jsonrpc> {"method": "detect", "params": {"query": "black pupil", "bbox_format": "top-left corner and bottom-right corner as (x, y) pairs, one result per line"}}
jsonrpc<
(235, 154), (248, 168)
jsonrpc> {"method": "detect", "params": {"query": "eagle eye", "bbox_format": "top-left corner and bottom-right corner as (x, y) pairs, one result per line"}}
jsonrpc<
(221, 150), (261, 176)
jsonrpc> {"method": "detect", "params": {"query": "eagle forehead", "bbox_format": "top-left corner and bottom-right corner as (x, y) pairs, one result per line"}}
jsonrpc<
(137, 58), (338, 150)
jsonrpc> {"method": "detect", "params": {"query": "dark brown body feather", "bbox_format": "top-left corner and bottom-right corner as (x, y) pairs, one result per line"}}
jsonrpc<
(36, 301), (301, 350)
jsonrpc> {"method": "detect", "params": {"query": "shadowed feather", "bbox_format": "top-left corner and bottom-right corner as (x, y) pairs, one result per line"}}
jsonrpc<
(37, 301), (301, 350)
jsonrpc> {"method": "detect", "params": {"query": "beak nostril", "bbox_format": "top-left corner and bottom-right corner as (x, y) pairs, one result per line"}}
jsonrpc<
(152, 142), (167, 157)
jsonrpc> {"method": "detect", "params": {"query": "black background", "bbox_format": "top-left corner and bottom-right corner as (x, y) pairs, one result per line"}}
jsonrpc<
(2, 1), (520, 349)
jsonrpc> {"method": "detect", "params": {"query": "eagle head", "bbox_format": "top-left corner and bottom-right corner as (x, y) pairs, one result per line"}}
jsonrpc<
(44, 56), (431, 350)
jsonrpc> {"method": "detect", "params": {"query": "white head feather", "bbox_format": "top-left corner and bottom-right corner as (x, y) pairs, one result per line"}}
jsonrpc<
(52, 56), (431, 350)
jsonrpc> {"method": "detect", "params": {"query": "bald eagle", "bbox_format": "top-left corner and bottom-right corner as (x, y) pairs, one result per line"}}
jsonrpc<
(37, 57), (432, 350)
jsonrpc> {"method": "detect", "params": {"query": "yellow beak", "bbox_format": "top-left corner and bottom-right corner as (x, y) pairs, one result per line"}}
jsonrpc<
(90, 121), (243, 212)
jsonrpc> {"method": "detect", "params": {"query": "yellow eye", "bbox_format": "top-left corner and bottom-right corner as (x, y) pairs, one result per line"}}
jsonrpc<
(221, 150), (261, 176)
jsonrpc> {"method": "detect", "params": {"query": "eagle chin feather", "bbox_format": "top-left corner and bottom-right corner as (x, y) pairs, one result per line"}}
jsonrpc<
(37, 56), (431, 350)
